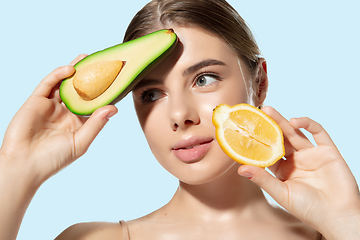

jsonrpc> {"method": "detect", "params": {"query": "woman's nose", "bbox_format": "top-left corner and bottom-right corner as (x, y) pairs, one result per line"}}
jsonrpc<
(169, 94), (200, 131)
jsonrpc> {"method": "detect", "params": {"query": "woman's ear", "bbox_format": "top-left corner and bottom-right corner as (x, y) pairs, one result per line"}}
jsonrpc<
(254, 58), (268, 108)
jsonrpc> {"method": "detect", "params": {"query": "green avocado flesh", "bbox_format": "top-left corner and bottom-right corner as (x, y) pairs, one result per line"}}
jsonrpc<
(59, 29), (178, 115)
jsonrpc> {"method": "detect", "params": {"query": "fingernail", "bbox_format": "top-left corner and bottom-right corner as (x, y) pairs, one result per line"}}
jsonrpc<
(239, 172), (253, 180)
(106, 111), (117, 119)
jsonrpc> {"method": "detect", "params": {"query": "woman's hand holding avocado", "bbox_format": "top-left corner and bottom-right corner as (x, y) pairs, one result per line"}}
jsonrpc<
(0, 55), (118, 240)
(0, 55), (118, 186)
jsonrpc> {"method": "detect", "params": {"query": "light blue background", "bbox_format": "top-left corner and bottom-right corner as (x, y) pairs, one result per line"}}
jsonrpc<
(1, 0), (359, 239)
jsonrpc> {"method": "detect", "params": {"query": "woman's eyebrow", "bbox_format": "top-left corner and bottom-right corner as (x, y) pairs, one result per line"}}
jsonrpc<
(132, 59), (225, 91)
(133, 79), (163, 91)
(183, 59), (226, 77)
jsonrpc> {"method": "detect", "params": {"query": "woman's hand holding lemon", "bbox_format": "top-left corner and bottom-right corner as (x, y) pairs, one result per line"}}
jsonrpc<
(237, 106), (360, 239)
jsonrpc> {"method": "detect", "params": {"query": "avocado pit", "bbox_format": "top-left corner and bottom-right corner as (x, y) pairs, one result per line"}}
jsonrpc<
(73, 60), (125, 101)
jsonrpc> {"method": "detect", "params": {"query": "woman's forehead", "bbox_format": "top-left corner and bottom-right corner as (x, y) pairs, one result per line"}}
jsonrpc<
(174, 26), (237, 60)
(149, 27), (237, 75)
(132, 26), (240, 87)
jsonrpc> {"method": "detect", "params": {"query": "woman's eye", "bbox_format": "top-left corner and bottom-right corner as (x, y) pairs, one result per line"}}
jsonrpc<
(141, 89), (163, 103)
(195, 75), (218, 87)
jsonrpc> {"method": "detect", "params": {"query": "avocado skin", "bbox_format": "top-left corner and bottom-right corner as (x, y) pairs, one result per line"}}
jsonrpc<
(59, 29), (178, 115)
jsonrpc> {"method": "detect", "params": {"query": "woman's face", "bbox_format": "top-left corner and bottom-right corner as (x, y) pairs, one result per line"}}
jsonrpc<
(132, 26), (250, 185)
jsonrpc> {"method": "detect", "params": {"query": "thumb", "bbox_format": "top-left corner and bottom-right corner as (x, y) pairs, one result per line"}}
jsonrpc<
(74, 105), (118, 158)
(238, 165), (289, 206)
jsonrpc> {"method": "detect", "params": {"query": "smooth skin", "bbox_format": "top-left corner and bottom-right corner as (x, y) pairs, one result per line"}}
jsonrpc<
(241, 109), (360, 239)
(0, 55), (118, 240)
(0, 26), (359, 240)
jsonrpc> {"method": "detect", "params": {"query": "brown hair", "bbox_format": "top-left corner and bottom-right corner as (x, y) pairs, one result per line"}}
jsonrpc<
(124, 0), (264, 105)
(124, 0), (261, 72)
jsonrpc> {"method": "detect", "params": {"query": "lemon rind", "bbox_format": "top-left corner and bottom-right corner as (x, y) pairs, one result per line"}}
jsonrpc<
(212, 103), (285, 168)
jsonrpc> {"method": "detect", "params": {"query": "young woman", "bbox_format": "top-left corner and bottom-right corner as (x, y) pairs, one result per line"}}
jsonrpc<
(1, 0), (359, 239)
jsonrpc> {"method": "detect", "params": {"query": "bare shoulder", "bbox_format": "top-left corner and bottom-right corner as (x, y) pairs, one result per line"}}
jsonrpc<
(270, 205), (321, 239)
(55, 221), (124, 240)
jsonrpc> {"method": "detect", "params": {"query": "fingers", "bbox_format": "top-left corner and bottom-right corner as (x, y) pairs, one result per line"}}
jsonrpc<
(290, 117), (335, 147)
(267, 157), (283, 177)
(32, 54), (87, 98)
(73, 105), (118, 158)
(262, 106), (314, 152)
(238, 165), (288, 205)
(32, 65), (75, 98)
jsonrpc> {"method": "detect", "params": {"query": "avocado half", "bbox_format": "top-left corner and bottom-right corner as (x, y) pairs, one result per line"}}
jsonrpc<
(60, 29), (178, 115)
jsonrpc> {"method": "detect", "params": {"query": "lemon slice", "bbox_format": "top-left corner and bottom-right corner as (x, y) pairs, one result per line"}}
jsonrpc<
(212, 103), (285, 167)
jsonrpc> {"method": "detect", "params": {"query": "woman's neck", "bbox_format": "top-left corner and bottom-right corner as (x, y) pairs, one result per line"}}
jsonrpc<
(165, 164), (271, 222)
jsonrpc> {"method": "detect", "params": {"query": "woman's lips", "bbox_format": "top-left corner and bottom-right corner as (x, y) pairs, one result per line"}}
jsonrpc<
(172, 137), (213, 163)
